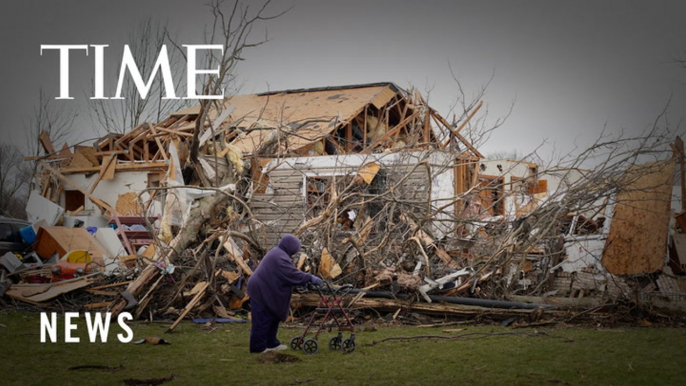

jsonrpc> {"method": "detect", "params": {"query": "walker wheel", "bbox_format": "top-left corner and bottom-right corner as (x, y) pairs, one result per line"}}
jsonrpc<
(341, 338), (356, 354)
(290, 336), (304, 350)
(328, 336), (342, 350)
(303, 338), (319, 355)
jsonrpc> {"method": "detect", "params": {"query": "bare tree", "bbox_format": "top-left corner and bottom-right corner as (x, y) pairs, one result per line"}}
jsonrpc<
(23, 88), (77, 157)
(90, 18), (189, 134)
(0, 144), (31, 218)
(177, 0), (287, 172)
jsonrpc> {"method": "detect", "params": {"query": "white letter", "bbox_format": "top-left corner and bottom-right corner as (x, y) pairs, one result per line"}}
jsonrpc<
(114, 44), (178, 100)
(85, 312), (111, 343)
(117, 312), (134, 343)
(40, 45), (89, 99)
(184, 44), (224, 100)
(91, 45), (109, 99)
(40, 312), (57, 343)
(64, 312), (80, 343)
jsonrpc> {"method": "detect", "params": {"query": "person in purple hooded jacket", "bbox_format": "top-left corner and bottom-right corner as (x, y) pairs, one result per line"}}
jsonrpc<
(247, 234), (322, 353)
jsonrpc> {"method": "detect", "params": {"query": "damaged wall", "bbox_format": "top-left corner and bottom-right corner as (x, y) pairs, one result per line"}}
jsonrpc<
(60, 171), (162, 217)
(251, 151), (457, 245)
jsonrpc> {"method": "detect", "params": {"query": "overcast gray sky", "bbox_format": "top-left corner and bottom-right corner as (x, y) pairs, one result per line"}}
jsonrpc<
(1, 0), (685, 160)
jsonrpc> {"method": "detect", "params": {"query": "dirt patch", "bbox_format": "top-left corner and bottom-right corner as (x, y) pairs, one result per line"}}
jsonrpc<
(258, 351), (302, 364)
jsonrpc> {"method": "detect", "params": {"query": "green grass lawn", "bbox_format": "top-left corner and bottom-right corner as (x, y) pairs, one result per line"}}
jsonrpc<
(0, 312), (684, 386)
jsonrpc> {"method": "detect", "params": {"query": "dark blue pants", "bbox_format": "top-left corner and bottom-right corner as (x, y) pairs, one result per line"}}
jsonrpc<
(249, 299), (281, 353)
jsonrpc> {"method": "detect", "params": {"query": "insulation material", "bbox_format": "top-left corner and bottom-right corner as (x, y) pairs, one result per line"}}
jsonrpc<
(365, 115), (387, 141)
(305, 141), (325, 156)
(225, 143), (244, 174)
(602, 160), (675, 275)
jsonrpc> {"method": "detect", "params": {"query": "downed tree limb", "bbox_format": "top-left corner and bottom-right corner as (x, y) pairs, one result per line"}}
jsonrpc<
(291, 293), (559, 319)
(368, 330), (547, 346)
(109, 191), (229, 316)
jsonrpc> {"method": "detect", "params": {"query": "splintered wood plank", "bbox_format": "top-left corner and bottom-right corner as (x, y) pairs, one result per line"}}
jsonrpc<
(318, 248), (342, 279)
(80, 147), (100, 166)
(55, 143), (72, 159)
(432, 111), (483, 158)
(61, 162), (168, 174)
(6, 279), (93, 303)
(38, 131), (56, 154)
(357, 162), (380, 184)
(102, 155), (117, 180)
(346, 122), (352, 151)
(166, 281), (209, 333)
(602, 160), (675, 275)
(88, 155), (116, 194)
(221, 236), (253, 275)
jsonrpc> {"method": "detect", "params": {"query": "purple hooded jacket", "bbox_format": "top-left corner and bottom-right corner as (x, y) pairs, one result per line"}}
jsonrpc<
(247, 234), (316, 321)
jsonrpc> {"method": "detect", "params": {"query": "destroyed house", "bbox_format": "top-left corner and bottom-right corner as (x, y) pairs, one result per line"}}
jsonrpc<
(29, 81), (482, 251)
(186, 82), (484, 244)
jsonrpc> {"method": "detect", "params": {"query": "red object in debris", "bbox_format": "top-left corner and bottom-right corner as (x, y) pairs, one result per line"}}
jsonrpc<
(51, 261), (90, 282)
(25, 275), (51, 284)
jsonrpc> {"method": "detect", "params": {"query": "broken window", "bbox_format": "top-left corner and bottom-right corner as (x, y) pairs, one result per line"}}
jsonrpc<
(305, 175), (355, 219)
(147, 172), (162, 188)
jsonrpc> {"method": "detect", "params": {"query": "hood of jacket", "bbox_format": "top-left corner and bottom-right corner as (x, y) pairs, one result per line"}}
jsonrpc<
(277, 234), (301, 256)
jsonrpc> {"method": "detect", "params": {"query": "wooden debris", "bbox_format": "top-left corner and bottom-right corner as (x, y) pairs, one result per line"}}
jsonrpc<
(221, 236), (253, 275)
(6, 279), (93, 303)
(166, 282), (209, 333)
(357, 162), (380, 184)
(291, 293), (557, 318)
(83, 301), (113, 309)
(38, 131), (56, 154)
(38, 161), (118, 215)
(34, 226), (107, 264)
(116, 192), (142, 216)
(602, 161), (675, 274)
(318, 248), (342, 279)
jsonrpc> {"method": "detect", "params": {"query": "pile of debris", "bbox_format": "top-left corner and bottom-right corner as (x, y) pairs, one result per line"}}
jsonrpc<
(3, 82), (686, 328)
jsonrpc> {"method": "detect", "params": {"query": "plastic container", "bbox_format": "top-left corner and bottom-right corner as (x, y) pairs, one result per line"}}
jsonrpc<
(19, 225), (36, 244)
